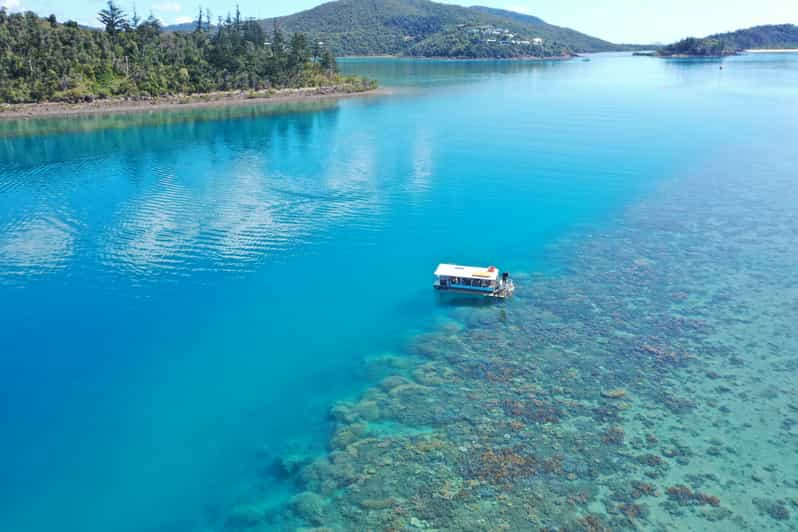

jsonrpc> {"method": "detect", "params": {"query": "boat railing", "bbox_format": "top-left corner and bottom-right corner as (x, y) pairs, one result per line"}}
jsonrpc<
(448, 281), (495, 293)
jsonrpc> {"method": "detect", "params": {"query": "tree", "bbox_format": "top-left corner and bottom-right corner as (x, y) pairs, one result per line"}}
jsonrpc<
(136, 14), (162, 43)
(131, 5), (140, 28)
(271, 22), (285, 59)
(0, 7), (367, 104)
(320, 49), (337, 73)
(98, 1), (128, 35)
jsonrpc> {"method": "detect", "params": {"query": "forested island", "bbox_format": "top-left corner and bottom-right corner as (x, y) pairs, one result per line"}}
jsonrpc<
(652, 24), (798, 57)
(0, 2), (375, 105)
(656, 37), (736, 57)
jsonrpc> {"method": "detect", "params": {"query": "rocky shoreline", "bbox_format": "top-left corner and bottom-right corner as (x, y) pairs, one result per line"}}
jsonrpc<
(0, 84), (386, 120)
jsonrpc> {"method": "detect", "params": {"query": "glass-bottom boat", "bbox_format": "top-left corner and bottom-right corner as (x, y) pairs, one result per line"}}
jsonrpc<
(433, 263), (515, 299)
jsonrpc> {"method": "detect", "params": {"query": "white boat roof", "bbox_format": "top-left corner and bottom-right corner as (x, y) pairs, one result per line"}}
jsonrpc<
(434, 263), (499, 281)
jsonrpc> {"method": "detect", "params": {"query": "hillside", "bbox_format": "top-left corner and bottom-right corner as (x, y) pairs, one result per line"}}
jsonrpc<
(655, 24), (798, 57)
(168, 0), (622, 58)
(264, 0), (621, 56)
(468, 6), (619, 52)
(708, 24), (798, 50)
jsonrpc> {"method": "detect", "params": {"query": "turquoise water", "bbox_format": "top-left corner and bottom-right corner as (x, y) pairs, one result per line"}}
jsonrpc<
(0, 53), (796, 531)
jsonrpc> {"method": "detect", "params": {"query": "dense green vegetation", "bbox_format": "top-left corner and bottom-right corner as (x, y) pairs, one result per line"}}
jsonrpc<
(0, 3), (368, 104)
(405, 30), (570, 58)
(708, 24), (798, 50)
(657, 37), (736, 57)
(169, 0), (622, 57)
(657, 24), (798, 57)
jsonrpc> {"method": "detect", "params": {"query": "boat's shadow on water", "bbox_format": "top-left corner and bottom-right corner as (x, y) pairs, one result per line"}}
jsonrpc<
(433, 293), (504, 307)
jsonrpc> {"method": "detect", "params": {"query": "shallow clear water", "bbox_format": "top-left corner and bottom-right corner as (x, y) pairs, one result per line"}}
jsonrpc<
(0, 53), (796, 531)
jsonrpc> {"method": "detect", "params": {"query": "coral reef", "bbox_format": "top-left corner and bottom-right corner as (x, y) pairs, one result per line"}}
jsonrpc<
(214, 151), (798, 530)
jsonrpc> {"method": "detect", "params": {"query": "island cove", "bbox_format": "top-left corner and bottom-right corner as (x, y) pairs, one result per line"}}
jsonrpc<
(0, 0), (622, 114)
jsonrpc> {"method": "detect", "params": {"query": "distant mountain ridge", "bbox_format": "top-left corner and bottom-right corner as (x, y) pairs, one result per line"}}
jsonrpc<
(167, 0), (624, 58)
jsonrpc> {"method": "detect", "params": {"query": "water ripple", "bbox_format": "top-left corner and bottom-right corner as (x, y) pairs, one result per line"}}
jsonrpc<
(97, 141), (386, 283)
(0, 211), (78, 282)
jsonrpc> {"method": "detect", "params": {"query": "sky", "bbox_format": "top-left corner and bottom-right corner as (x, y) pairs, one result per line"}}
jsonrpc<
(2, 0), (797, 44)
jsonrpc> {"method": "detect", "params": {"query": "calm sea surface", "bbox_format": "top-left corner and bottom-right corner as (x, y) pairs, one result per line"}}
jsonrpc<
(0, 53), (796, 531)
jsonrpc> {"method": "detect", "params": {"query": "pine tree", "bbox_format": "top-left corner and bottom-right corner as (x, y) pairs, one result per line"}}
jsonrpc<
(320, 49), (337, 73)
(130, 6), (140, 29)
(98, 0), (128, 35)
(271, 22), (285, 58)
(195, 7), (203, 33)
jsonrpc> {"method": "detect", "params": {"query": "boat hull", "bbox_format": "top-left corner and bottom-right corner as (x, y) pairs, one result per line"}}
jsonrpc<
(433, 283), (514, 299)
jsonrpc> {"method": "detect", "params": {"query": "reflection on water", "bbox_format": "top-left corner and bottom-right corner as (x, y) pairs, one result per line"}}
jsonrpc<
(0, 211), (77, 277)
(0, 100), (348, 139)
(340, 56), (567, 87)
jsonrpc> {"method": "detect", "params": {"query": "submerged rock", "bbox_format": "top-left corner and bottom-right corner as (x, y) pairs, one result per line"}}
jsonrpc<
(753, 498), (790, 521)
(354, 400), (380, 421)
(380, 375), (411, 391)
(290, 491), (327, 526)
(357, 497), (399, 510)
(601, 388), (627, 399)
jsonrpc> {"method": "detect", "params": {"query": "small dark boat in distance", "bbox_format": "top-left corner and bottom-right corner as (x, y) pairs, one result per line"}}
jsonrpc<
(433, 263), (515, 299)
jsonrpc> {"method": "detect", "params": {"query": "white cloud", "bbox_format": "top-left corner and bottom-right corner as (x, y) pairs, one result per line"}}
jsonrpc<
(152, 1), (181, 13)
(174, 15), (193, 24)
(1, 0), (21, 11)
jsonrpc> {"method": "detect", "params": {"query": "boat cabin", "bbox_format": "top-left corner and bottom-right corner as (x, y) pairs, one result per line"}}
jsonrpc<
(433, 263), (515, 298)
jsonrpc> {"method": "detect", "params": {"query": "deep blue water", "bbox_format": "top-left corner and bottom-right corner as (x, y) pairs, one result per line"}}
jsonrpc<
(0, 52), (796, 532)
